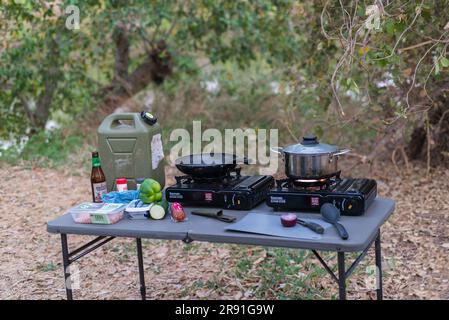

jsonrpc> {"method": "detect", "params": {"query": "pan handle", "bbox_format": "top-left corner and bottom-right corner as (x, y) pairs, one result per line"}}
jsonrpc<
(235, 157), (254, 165)
(333, 149), (351, 156)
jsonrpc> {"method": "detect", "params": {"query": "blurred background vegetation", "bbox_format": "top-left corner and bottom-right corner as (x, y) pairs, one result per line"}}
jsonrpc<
(1, 0), (449, 171)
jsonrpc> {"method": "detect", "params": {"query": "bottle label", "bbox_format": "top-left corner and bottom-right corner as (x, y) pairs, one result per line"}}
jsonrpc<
(90, 213), (110, 224)
(93, 182), (107, 202)
(116, 183), (128, 192)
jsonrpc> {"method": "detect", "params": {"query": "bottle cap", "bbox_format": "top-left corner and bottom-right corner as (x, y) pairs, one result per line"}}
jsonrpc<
(116, 178), (127, 184)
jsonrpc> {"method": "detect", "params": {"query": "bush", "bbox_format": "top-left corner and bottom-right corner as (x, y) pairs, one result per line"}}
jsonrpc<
(0, 130), (84, 167)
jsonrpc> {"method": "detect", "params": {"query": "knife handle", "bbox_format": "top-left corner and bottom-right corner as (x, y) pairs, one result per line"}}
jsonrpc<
(191, 211), (236, 223)
(297, 220), (324, 234)
(191, 211), (216, 218)
(304, 222), (324, 234)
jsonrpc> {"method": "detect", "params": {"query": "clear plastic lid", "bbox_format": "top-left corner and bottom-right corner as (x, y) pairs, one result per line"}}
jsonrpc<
(67, 202), (125, 214)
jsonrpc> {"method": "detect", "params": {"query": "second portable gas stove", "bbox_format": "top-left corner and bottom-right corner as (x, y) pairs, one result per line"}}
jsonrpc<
(266, 172), (377, 216)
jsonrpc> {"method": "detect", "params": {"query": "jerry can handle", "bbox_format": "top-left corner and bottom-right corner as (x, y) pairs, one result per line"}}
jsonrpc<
(102, 113), (143, 130)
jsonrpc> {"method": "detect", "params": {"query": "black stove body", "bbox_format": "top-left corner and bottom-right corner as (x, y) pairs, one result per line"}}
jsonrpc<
(266, 178), (377, 216)
(165, 169), (274, 210)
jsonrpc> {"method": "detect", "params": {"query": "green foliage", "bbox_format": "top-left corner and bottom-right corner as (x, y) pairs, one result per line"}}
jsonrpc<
(233, 247), (329, 299)
(2, 0), (449, 158)
(36, 262), (57, 272)
(257, 0), (449, 149)
(0, 130), (84, 166)
(0, 0), (301, 139)
(0, 1), (98, 137)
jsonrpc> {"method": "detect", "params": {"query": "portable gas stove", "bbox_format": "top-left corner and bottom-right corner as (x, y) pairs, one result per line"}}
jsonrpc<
(266, 172), (377, 216)
(165, 168), (275, 210)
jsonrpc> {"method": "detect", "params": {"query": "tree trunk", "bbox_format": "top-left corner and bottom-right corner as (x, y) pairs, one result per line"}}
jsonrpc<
(112, 23), (129, 83)
(23, 35), (61, 134)
(407, 91), (449, 166)
(97, 35), (173, 116)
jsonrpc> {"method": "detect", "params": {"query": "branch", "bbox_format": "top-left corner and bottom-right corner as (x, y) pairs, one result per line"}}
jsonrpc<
(163, 19), (178, 39)
(404, 33), (446, 113)
(137, 25), (153, 54)
(398, 40), (433, 53)
(330, 45), (350, 117)
(113, 23), (129, 82)
(320, 0), (339, 40)
(99, 40), (173, 113)
(18, 94), (37, 129)
(346, 119), (407, 168)
(372, 0), (424, 61)
(35, 36), (61, 129)
(422, 42), (449, 103)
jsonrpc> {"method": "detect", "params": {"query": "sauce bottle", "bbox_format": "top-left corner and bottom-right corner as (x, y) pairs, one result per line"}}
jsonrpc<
(116, 178), (128, 192)
(91, 151), (107, 202)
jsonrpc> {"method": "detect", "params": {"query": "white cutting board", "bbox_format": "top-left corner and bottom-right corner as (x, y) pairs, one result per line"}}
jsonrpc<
(225, 212), (332, 240)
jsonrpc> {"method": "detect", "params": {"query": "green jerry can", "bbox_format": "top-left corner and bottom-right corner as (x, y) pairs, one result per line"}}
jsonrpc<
(97, 112), (165, 191)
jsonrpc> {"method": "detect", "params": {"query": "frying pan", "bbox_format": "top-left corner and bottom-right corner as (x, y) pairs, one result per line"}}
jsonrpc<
(175, 153), (251, 178)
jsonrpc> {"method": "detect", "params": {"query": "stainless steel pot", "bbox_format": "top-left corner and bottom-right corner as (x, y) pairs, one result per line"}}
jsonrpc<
(272, 135), (350, 179)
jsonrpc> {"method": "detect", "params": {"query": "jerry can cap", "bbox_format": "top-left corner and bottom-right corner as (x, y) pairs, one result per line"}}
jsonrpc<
(140, 111), (157, 125)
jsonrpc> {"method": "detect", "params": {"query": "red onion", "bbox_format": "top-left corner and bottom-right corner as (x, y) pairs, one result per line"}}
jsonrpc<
(281, 213), (297, 227)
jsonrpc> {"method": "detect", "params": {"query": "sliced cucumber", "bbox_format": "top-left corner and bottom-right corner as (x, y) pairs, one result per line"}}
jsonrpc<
(149, 204), (166, 220)
(157, 200), (169, 212)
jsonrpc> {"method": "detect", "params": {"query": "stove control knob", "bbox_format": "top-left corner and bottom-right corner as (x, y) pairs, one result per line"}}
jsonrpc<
(232, 195), (242, 208)
(342, 199), (355, 212)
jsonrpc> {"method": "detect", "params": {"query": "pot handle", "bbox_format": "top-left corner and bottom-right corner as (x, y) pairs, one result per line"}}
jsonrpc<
(270, 147), (284, 155)
(333, 149), (351, 156)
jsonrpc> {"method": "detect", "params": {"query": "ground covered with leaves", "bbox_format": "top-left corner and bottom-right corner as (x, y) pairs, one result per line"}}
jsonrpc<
(0, 161), (448, 299)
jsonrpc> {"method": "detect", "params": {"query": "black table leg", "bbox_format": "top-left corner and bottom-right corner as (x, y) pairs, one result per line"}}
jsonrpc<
(375, 231), (383, 300)
(60, 234), (73, 300)
(337, 252), (346, 300)
(136, 238), (146, 300)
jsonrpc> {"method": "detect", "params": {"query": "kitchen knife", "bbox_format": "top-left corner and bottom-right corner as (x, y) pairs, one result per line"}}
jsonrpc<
(296, 218), (325, 234)
(191, 210), (236, 223)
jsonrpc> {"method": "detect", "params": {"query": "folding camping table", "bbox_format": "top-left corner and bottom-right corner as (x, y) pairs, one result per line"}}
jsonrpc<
(47, 197), (395, 300)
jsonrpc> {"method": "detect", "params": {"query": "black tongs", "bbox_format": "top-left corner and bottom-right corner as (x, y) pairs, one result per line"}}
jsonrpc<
(191, 210), (236, 223)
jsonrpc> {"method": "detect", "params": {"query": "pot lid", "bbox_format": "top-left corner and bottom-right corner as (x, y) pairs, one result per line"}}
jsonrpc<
(283, 135), (339, 154)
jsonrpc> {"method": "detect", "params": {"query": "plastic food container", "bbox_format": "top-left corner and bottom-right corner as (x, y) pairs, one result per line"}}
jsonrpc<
(125, 199), (150, 219)
(68, 203), (126, 224)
